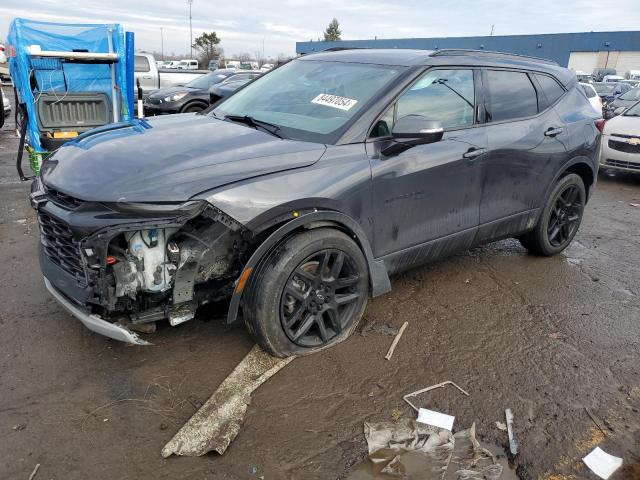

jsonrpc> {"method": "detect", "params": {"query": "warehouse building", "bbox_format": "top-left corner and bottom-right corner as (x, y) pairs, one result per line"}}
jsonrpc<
(296, 31), (640, 73)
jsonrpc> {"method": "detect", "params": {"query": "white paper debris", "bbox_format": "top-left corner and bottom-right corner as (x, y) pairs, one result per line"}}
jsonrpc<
(416, 408), (455, 431)
(583, 447), (623, 480)
(311, 93), (358, 111)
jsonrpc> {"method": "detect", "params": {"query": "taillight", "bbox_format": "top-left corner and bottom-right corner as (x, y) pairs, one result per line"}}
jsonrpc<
(595, 119), (605, 133)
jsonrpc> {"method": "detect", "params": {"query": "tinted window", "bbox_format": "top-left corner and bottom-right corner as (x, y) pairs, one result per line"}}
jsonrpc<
(396, 69), (475, 129)
(581, 84), (596, 98)
(486, 70), (538, 122)
(535, 74), (564, 110)
(134, 55), (150, 73)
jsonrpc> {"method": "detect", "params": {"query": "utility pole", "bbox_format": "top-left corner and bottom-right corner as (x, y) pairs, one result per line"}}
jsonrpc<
(188, 0), (194, 59)
(490, 24), (494, 36)
(160, 27), (164, 60)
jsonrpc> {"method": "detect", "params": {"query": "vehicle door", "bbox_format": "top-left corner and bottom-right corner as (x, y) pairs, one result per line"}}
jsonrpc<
(367, 68), (486, 268)
(134, 55), (156, 94)
(476, 69), (568, 241)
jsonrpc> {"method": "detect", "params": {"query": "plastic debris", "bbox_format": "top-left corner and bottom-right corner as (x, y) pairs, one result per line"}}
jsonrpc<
(583, 447), (622, 479)
(384, 321), (408, 360)
(403, 381), (470, 412)
(161, 345), (294, 457)
(505, 409), (518, 456)
(416, 408), (455, 431)
(346, 420), (505, 479)
(495, 421), (507, 431)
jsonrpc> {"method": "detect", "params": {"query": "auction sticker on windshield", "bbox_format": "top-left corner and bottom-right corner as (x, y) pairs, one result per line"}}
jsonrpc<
(311, 94), (358, 111)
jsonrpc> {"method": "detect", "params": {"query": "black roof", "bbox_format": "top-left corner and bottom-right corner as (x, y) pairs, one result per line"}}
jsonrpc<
(300, 48), (572, 84)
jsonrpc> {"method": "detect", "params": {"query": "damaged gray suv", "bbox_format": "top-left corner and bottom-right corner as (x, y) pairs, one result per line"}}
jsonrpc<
(32, 49), (601, 356)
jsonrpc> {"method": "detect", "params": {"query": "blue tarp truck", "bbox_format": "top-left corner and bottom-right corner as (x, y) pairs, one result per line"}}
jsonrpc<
(7, 18), (134, 178)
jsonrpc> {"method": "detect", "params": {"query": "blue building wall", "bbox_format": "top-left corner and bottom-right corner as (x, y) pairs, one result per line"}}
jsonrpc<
(296, 31), (640, 66)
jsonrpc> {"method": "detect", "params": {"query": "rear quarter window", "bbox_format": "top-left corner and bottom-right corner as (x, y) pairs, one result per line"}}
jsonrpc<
(534, 74), (565, 110)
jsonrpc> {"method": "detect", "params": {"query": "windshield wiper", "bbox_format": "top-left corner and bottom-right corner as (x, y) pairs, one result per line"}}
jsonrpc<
(224, 115), (285, 139)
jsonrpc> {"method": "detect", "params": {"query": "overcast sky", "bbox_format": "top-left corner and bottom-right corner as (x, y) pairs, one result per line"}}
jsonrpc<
(2, 0), (640, 59)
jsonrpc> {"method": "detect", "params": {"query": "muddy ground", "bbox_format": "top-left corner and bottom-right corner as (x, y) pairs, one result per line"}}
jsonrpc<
(1, 86), (639, 479)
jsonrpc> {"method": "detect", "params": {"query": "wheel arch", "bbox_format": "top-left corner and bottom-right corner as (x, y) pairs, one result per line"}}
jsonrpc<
(225, 210), (391, 324)
(546, 157), (597, 206)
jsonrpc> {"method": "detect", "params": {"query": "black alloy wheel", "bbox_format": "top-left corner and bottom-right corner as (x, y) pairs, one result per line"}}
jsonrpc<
(280, 249), (361, 348)
(547, 184), (583, 248)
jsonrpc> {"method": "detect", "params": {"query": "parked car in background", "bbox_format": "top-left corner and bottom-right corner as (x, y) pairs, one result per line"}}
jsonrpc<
(603, 87), (640, 119)
(143, 68), (237, 114)
(239, 61), (258, 70)
(603, 74), (624, 83)
(575, 70), (592, 83)
(593, 68), (617, 82)
(593, 82), (632, 105)
(580, 83), (603, 115)
(0, 43), (6, 64)
(163, 60), (182, 69)
(619, 79), (640, 88)
(177, 59), (199, 70)
(33, 49), (600, 355)
(134, 53), (207, 97)
(625, 70), (640, 81)
(208, 71), (261, 104)
(208, 59), (220, 70)
(600, 100), (640, 174)
(260, 63), (274, 72)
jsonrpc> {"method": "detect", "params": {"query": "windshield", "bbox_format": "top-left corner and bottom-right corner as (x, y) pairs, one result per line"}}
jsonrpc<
(619, 88), (640, 101)
(213, 59), (406, 143)
(186, 72), (228, 89)
(624, 101), (640, 116)
(593, 83), (615, 94)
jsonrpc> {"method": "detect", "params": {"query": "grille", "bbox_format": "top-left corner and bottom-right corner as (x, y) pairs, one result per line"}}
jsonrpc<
(608, 139), (640, 154)
(45, 187), (85, 210)
(605, 159), (640, 171)
(38, 212), (86, 284)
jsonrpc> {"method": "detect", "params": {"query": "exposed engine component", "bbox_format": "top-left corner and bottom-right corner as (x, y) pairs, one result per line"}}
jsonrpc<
(127, 228), (178, 293)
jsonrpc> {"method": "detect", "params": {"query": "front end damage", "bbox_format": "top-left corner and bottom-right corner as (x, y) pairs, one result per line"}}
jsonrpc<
(32, 182), (251, 343)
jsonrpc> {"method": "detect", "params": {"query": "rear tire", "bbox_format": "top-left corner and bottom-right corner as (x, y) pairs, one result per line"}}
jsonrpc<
(518, 173), (586, 256)
(243, 228), (369, 357)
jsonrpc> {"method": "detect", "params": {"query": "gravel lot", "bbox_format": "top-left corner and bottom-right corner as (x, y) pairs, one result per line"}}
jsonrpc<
(1, 85), (639, 479)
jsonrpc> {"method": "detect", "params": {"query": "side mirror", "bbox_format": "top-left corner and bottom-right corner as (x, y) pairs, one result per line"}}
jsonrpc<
(614, 106), (627, 116)
(382, 115), (443, 156)
(392, 115), (444, 144)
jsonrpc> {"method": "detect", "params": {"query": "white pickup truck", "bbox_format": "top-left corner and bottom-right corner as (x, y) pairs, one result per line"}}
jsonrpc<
(134, 53), (208, 97)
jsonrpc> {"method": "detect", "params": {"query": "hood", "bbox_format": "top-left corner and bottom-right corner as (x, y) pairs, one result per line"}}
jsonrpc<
(603, 114), (640, 135)
(41, 114), (326, 202)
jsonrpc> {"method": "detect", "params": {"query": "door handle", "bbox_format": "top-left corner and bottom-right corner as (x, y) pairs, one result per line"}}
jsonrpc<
(142, 75), (152, 79)
(463, 147), (485, 160)
(544, 126), (564, 137)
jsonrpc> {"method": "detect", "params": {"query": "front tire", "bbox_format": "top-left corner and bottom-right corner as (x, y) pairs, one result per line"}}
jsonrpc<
(243, 228), (369, 357)
(519, 173), (586, 256)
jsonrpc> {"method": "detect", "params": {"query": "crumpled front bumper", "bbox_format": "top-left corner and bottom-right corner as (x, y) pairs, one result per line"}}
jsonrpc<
(44, 277), (151, 345)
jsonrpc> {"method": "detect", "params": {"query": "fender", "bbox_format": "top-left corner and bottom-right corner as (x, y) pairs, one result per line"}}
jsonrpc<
(542, 155), (597, 209)
(225, 210), (391, 324)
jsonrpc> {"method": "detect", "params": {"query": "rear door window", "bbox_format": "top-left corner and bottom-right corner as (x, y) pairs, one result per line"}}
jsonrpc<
(535, 74), (565, 110)
(485, 70), (538, 122)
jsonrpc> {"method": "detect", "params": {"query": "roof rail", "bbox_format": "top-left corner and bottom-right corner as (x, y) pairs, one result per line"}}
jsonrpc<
(321, 47), (368, 52)
(430, 49), (558, 66)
